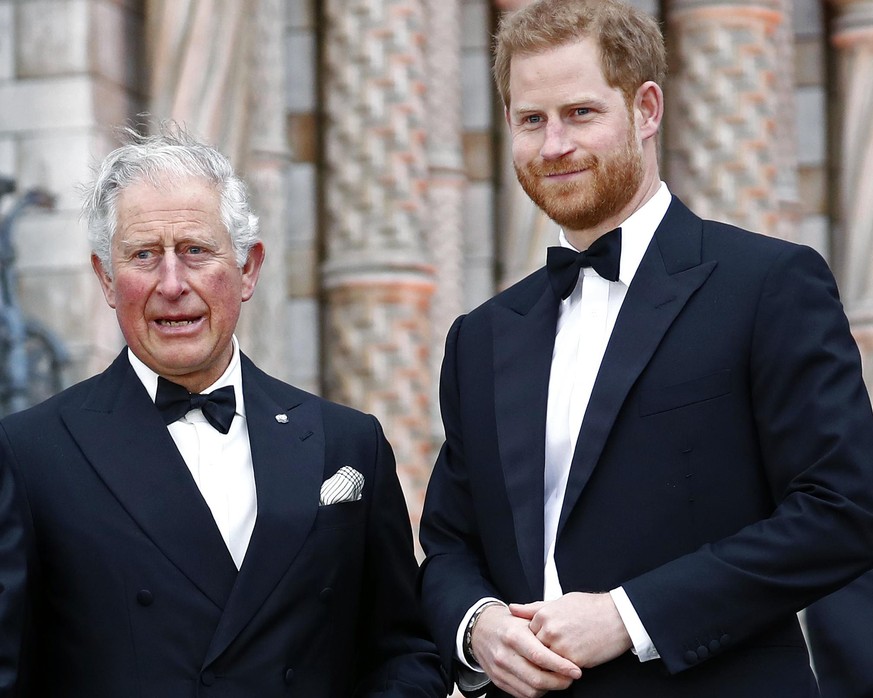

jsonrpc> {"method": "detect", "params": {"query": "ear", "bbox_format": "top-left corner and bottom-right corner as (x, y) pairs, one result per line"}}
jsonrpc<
(91, 253), (117, 309)
(240, 241), (266, 302)
(635, 81), (664, 141)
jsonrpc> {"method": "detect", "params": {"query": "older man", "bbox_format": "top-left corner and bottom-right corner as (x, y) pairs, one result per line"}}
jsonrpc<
(0, 125), (447, 697)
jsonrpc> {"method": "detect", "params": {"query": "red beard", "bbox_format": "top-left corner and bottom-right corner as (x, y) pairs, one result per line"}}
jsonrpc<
(514, 128), (643, 234)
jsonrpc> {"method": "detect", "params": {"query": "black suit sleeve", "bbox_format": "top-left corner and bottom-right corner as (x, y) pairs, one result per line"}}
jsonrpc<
(418, 316), (503, 691)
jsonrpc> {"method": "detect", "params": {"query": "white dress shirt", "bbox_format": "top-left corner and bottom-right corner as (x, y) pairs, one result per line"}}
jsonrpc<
(128, 336), (257, 569)
(544, 183), (672, 661)
(456, 183), (672, 680)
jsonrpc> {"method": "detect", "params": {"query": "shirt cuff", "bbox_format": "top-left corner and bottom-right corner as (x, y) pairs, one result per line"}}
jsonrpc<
(609, 587), (660, 662)
(456, 663), (493, 693)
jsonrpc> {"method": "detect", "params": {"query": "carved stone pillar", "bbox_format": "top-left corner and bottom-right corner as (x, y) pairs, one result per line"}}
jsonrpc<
(232, 0), (288, 380)
(829, 0), (873, 383)
(321, 0), (435, 525)
(424, 0), (465, 449)
(665, 0), (786, 235)
(773, 0), (802, 241)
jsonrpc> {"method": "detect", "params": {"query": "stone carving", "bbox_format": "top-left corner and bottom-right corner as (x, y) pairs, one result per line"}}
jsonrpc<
(321, 0), (435, 527)
(665, 1), (784, 236)
(424, 0), (465, 444)
(829, 0), (873, 382)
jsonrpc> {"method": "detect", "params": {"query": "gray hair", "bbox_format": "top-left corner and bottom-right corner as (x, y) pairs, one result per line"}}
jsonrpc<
(82, 123), (259, 274)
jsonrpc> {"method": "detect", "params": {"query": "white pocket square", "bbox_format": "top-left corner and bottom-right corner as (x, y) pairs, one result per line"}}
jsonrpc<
(319, 466), (365, 506)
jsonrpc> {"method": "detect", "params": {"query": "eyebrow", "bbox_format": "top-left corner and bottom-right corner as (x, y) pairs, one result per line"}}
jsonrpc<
(511, 95), (608, 116)
(510, 105), (541, 118)
(116, 232), (216, 250)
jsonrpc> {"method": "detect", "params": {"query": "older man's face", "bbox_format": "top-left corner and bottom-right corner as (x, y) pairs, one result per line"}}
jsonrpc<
(92, 177), (264, 393)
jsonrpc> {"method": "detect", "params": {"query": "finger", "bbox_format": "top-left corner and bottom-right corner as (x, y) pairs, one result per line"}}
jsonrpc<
(509, 601), (545, 619)
(517, 630), (582, 679)
(493, 656), (576, 698)
(491, 669), (553, 698)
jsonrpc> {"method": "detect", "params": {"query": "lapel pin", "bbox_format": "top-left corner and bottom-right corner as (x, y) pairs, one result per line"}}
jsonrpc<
(275, 414), (289, 423)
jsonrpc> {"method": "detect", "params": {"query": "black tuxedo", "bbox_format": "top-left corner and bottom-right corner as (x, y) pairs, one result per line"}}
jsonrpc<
(0, 351), (447, 697)
(419, 197), (873, 697)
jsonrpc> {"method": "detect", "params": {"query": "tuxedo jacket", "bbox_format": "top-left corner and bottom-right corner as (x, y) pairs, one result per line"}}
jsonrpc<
(0, 351), (447, 697)
(419, 197), (873, 697)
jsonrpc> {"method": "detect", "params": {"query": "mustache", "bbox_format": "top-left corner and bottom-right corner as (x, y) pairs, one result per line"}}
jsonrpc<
(521, 156), (599, 177)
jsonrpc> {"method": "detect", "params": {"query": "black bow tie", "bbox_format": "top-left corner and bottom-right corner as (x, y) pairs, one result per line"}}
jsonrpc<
(546, 227), (622, 300)
(155, 377), (237, 434)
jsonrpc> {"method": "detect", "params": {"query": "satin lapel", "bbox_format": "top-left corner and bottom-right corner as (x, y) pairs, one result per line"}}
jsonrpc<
(60, 352), (237, 608)
(204, 357), (322, 665)
(557, 201), (717, 536)
(493, 273), (558, 599)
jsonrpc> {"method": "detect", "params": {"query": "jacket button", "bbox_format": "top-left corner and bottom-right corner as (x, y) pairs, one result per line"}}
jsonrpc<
(720, 634), (730, 646)
(201, 670), (215, 686)
(284, 668), (294, 684)
(136, 590), (154, 606)
(709, 639), (721, 653)
(319, 587), (333, 602)
(696, 645), (709, 659)
(684, 650), (698, 664)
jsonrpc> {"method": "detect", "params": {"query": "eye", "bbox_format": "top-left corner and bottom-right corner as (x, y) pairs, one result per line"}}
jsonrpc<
(134, 249), (153, 260)
(526, 114), (543, 124)
(187, 246), (203, 255)
(574, 107), (590, 117)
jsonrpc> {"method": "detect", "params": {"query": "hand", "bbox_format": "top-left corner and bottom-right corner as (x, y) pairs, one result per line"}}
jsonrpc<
(510, 592), (633, 669)
(471, 603), (582, 698)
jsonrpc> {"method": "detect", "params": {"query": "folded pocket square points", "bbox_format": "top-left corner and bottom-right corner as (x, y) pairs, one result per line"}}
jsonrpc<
(319, 465), (365, 505)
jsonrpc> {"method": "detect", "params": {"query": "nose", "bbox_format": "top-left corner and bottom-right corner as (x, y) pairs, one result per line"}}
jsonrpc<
(156, 252), (186, 299)
(540, 121), (574, 161)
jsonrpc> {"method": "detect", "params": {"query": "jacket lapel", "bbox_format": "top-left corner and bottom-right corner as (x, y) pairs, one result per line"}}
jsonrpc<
(493, 271), (559, 600)
(557, 199), (717, 536)
(204, 355), (323, 665)
(60, 351), (238, 609)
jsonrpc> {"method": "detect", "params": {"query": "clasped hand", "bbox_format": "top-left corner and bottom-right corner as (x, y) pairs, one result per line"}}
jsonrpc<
(470, 592), (632, 698)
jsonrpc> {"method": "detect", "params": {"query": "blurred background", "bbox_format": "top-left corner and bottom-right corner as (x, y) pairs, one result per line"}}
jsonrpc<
(0, 0), (868, 537)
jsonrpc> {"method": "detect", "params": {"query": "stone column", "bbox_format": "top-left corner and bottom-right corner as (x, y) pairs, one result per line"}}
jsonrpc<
(232, 0), (288, 380)
(773, 0), (802, 241)
(321, 0), (435, 527)
(664, 0), (786, 236)
(460, 0), (498, 307)
(284, 1), (320, 395)
(424, 0), (465, 449)
(828, 0), (873, 383)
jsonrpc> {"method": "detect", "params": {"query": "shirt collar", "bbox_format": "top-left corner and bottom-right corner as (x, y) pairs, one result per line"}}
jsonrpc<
(558, 181), (672, 286)
(127, 335), (246, 417)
